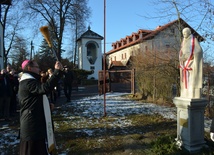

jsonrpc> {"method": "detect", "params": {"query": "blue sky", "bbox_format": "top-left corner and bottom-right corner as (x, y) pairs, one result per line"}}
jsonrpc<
(88, 0), (173, 52)
(87, 0), (214, 59)
(22, 0), (211, 61)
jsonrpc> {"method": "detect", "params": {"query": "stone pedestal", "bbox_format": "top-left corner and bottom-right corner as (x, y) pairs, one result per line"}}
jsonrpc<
(173, 97), (208, 152)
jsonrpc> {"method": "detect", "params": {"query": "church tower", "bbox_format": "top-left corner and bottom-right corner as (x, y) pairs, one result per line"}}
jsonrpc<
(77, 26), (103, 79)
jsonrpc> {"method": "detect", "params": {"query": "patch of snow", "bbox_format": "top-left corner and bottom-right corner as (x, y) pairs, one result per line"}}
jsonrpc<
(0, 92), (212, 154)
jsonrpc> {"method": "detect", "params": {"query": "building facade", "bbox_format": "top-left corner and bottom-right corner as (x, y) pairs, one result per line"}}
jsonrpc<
(106, 18), (204, 69)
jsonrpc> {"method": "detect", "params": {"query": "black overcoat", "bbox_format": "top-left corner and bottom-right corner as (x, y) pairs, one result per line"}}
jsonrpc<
(18, 70), (62, 141)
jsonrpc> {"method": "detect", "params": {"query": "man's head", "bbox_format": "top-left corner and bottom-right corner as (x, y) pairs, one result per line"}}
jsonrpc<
(1, 69), (6, 75)
(9, 69), (15, 75)
(6, 64), (12, 72)
(21, 60), (40, 75)
(63, 65), (69, 72)
(47, 68), (53, 75)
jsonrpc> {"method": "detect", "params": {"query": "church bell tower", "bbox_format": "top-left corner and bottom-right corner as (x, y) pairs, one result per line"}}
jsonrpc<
(77, 26), (103, 79)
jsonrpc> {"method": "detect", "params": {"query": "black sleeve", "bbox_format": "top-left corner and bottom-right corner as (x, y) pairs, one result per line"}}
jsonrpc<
(211, 118), (214, 133)
(28, 70), (63, 95)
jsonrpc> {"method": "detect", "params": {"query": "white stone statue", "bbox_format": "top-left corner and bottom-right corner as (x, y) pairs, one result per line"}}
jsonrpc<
(179, 27), (203, 98)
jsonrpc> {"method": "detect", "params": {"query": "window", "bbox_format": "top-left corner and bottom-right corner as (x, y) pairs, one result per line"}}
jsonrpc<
(166, 44), (170, 48)
(86, 42), (97, 64)
(122, 53), (127, 59)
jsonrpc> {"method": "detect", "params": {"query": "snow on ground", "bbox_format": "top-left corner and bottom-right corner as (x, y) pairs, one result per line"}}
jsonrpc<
(57, 92), (212, 130)
(0, 92), (212, 154)
(0, 124), (19, 154)
(59, 92), (177, 120)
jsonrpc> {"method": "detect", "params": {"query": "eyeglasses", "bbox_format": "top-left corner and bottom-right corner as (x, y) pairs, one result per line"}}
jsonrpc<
(32, 66), (40, 69)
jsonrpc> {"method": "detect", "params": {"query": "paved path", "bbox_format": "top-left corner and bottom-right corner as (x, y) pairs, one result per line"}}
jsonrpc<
(55, 83), (131, 106)
(55, 85), (99, 106)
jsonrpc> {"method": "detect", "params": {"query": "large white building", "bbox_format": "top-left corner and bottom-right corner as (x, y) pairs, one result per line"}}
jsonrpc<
(77, 26), (103, 79)
(106, 18), (204, 70)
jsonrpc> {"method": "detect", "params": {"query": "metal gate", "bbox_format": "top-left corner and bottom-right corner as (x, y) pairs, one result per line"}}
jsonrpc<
(98, 69), (135, 95)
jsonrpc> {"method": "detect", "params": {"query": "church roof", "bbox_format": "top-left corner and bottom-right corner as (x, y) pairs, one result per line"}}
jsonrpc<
(110, 61), (124, 67)
(77, 26), (103, 41)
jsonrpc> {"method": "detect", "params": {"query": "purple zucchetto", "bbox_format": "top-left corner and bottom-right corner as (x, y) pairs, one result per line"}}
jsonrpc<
(21, 60), (30, 70)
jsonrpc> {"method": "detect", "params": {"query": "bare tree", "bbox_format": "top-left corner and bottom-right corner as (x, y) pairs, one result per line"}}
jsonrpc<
(1, 0), (25, 67)
(9, 35), (29, 71)
(144, 0), (214, 61)
(23, 0), (91, 61)
(131, 42), (179, 103)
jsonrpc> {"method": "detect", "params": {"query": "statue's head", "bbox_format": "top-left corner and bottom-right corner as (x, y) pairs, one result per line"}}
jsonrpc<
(182, 27), (191, 39)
